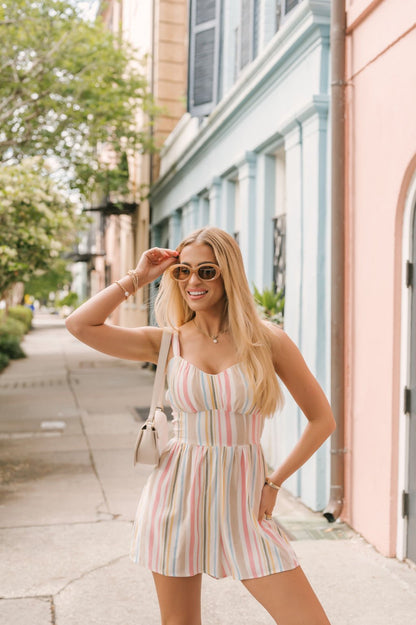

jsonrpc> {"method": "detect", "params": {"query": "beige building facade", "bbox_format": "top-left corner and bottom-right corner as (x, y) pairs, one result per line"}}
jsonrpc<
(91, 0), (187, 327)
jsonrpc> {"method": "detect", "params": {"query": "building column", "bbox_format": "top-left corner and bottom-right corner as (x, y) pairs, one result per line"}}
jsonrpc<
(169, 209), (182, 248)
(198, 196), (209, 228)
(297, 106), (330, 510)
(182, 196), (199, 235)
(254, 153), (275, 289)
(222, 177), (237, 234)
(238, 151), (257, 285)
(284, 124), (303, 347)
(268, 109), (330, 511)
(264, 124), (303, 497)
(209, 177), (222, 225)
(151, 222), (162, 247)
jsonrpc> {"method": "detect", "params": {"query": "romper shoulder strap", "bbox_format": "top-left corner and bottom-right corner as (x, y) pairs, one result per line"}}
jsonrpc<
(172, 332), (181, 357)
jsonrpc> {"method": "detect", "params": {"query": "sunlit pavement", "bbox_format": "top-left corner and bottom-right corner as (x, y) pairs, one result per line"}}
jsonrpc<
(1, 313), (415, 625)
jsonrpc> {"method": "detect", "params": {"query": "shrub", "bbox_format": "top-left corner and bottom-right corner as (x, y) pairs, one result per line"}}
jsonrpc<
(253, 285), (285, 326)
(0, 316), (26, 339)
(0, 333), (26, 359)
(0, 352), (10, 372)
(57, 292), (78, 308)
(8, 306), (33, 332)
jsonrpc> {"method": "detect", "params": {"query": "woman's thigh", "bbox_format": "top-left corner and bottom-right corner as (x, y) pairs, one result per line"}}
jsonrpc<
(242, 566), (331, 625)
(152, 572), (202, 625)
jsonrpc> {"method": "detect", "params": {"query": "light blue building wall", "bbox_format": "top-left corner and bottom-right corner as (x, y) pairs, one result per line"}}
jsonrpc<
(151, 0), (331, 511)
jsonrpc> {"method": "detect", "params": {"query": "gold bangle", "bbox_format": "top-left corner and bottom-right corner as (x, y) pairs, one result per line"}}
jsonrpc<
(113, 281), (131, 299)
(265, 478), (281, 491)
(127, 269), (139, 292)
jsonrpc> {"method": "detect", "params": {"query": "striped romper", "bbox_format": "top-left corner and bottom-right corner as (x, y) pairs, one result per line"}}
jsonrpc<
(130, 333), (299, 580)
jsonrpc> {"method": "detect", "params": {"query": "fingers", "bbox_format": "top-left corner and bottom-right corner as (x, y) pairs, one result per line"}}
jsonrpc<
(145, 248), (178, 265)
(258, 484), (278, 522)
(258, 507), (274, 522)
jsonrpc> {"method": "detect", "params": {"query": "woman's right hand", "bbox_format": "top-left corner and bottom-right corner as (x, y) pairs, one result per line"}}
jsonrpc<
(134, 247), (179, 286)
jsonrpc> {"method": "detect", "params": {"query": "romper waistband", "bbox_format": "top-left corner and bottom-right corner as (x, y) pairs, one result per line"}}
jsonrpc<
(172, 409), (263, 447)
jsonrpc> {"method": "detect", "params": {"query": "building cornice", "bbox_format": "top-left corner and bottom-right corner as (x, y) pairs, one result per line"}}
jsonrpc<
(152, 0), (330, 202)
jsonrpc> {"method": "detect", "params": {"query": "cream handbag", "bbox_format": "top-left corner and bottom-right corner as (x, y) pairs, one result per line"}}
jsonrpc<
(133, 329), (172, 466)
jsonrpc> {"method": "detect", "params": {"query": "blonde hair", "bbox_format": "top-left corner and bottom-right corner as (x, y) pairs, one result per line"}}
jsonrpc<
(154, 227), (284, 417)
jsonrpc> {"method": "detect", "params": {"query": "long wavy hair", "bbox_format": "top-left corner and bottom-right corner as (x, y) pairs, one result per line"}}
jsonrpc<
(154, 227), (284, 417)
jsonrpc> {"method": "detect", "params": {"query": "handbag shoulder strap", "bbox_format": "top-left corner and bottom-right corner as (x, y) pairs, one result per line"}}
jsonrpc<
(148, 329), (172, 418)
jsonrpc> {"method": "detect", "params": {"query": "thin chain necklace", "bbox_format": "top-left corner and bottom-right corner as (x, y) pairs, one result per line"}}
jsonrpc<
(193, 319), (228, 344)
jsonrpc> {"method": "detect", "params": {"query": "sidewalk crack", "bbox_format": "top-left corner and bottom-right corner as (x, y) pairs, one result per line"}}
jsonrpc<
(54, 554), (128, 597)
(62, 350), (112, 518)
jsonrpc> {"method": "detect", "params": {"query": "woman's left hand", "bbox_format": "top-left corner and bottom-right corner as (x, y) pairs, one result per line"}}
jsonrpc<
(258, 483), (278, 522)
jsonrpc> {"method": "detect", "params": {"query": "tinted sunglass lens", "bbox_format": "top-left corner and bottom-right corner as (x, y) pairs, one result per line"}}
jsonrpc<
(198, 266), (218, 280)
(172, 266), (190, 280)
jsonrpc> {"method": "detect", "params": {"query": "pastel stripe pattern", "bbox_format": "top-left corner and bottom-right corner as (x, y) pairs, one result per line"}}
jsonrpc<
(130, 333), (299, 580)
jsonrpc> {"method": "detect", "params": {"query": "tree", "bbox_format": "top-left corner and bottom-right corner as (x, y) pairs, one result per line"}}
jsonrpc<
(23, 258), (72, 304)
(0, 159), (84, 299)
(0, 0), (157, 195)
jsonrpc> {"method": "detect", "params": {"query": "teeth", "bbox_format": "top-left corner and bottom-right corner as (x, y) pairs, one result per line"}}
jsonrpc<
(188, 291), (206, 296)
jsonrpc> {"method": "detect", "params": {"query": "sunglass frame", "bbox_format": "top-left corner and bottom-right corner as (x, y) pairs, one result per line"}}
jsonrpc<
(168, 263), (221, 282)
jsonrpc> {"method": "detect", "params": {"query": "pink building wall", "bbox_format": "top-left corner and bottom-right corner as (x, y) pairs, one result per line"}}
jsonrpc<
(345, 0), (416, 556)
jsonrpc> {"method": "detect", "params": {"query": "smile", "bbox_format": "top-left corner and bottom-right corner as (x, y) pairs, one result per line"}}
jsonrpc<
(187, 290), (208, 298)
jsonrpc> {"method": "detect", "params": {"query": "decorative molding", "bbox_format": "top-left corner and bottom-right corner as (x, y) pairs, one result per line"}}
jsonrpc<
(151, 0), (330, 203)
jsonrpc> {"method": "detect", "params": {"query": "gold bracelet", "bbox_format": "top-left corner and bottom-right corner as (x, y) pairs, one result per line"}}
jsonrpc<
(113, 280), (131, 299)
(265, 478), (281, 491)
(127, 269), (139, 292)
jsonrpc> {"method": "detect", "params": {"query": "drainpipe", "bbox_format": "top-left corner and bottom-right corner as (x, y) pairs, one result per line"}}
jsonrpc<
(148, 0), (156, 244)
(323, 0), (346, 523)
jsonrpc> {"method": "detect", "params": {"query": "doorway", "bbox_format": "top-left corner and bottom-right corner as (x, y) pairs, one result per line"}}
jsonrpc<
(406, 202), (416, 563)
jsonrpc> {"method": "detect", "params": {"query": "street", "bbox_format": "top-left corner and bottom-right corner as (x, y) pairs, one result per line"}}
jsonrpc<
(1, 313), (416, 625)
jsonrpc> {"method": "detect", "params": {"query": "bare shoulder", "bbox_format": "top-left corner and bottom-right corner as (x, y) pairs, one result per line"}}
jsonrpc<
(261, 321), (286, 364)
(261, 321), (302, 374)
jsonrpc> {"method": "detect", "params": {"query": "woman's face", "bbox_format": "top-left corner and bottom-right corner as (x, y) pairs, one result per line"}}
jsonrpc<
(176, 243), (225, 314)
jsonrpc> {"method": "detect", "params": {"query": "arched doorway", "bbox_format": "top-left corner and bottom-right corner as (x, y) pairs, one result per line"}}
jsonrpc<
(406, 201), (416, 562)
(399, 170), (416, 563)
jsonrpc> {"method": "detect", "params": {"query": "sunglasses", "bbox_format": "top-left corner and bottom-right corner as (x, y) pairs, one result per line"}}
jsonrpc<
(168, 263), (221, 282)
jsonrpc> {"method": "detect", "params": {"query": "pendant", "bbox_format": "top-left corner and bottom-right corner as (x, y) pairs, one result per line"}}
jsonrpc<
(212, 337), (218, 344)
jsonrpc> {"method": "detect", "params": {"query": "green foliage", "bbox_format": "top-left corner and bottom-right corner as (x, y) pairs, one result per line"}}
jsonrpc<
(253, 285), (285, 326)
(0, 352), (10, 372)
(0, 0), (158, 194)
(0, 316), (26, 339)
(0, 158), (84, 298)
(57, 292), (78, 308)
(0, 333), (26, 359)
(24, 258), (72, 303)
(8, 306), (33, 332)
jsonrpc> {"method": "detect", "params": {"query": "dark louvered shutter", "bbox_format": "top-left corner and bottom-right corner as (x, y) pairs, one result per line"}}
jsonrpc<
(285, 0), (300, 14)
(188, 0), (221, 117)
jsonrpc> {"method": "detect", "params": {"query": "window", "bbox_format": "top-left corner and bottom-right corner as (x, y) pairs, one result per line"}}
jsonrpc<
(285, 0), (300, 13)
(273, 215), (286, 294)
(272, 148), (286, 294)
(188, 0), (222, 117)
(239, 0), (260, 71)
(274, 0), (301, 33)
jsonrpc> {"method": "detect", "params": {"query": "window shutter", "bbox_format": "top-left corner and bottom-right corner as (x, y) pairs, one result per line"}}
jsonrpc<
(239, 0), (260, 71)
(284, 0), (300, 14)
(240, 0), (251, 69)
(188, 0), (222, 117)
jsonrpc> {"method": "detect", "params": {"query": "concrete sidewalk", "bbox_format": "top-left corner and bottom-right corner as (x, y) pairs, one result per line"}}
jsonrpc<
(0, 313), (415, 625)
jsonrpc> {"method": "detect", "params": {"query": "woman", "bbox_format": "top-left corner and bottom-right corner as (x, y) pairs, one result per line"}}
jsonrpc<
(66, 226), (336, 625)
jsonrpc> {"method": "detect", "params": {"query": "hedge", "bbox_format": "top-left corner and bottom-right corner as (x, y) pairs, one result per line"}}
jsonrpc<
(0, 306), (32, 372)
(8, 306), (33, 332)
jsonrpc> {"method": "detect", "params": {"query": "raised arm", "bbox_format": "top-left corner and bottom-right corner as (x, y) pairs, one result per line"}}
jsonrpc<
(65, 247), (178, 363)
(258, 325), (336, 520)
